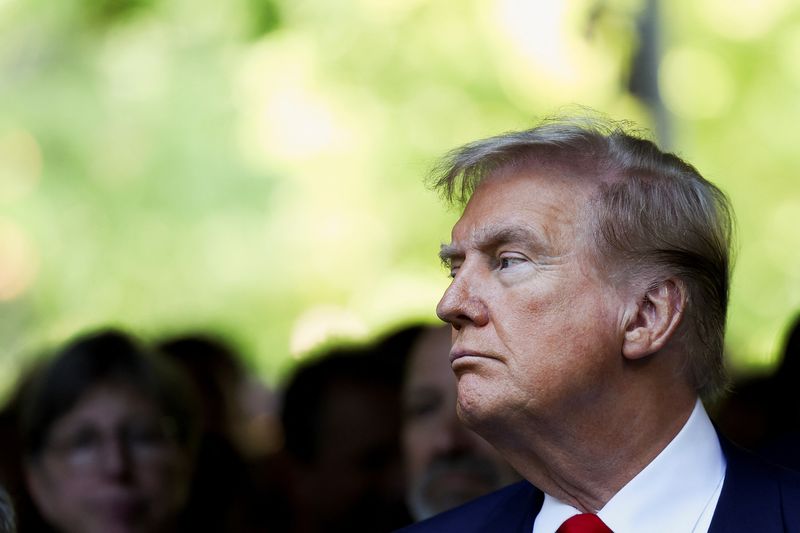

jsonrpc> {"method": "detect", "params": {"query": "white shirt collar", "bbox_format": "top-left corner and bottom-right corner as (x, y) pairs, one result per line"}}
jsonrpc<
(532, 399), (726, 533)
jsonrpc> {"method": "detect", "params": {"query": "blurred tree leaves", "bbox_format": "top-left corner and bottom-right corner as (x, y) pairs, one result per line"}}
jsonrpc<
(243, 0), (281, 38)
(80, 0), (157, 29)
(0, 0), (798, 393)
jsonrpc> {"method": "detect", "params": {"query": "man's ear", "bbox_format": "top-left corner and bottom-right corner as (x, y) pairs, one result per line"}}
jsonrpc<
(622, 278), (686, 360)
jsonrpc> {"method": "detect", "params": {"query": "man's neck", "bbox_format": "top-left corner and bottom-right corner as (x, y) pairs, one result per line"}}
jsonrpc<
(497, 390), (698, 512)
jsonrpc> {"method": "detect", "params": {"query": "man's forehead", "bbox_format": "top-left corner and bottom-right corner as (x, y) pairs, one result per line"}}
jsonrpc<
(442, 171), (593, 254)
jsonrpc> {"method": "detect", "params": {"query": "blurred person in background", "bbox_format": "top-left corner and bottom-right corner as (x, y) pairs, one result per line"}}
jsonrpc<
(157, 333), (277, 532)
(157, 334), (278, 460)
(715, 312), (800, 471)
(0, 486), (16, 533)
(278, 344), (410, 533)
(18, 330), (199, 533)
(402, 325), (518, 521)
(0, 366), (38, 533)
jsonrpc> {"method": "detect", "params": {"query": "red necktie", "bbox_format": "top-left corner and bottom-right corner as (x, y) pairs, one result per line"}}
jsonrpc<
(556, 513), (613, 533)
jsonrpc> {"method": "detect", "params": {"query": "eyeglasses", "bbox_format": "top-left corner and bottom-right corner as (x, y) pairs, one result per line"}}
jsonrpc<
(43, 419), (179, 471)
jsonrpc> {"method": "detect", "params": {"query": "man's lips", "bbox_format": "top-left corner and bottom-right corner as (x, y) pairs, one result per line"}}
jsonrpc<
(449, 350), (492, 364)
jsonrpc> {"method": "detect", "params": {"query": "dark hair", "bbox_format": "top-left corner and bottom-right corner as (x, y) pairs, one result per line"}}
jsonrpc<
(373, 324), (428, 365)
(280, 344), (402, 463)
(157, 334), (245, 435)
(19, 329), (200, 460)
(432, 114), (733, 399)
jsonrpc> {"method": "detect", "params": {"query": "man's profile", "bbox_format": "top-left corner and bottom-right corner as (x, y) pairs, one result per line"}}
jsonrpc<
(398, 115), (800, 532)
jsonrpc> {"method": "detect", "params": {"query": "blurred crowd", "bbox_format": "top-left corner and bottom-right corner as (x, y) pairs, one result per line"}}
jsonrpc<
(0, 313), (798, 533)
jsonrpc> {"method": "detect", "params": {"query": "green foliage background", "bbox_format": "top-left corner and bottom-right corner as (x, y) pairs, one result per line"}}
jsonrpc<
(1, 0), (799, 390)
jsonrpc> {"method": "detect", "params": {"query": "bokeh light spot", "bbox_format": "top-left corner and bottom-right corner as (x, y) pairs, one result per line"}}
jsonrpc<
(486, 0), (620, 108)
(0, 219), (38, 301)
(289, 305), (369, 358)
(235, 37), (356, 167)
(659, 47), (734, 119)
(496, 0), (570, 80)
(696, 0), (790, 41)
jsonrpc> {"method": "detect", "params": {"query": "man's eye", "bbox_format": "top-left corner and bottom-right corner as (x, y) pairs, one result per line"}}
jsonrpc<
(444, 261), (461, 279)
(499, 256), (525, 269)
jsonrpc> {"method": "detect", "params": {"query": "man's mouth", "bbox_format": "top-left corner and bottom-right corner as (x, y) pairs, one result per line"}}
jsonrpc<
(449, 350), (491, 364)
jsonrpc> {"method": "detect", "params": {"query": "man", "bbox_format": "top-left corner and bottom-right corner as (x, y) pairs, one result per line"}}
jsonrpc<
(402, 324), (518, 521)
(398, 117), (800, 532)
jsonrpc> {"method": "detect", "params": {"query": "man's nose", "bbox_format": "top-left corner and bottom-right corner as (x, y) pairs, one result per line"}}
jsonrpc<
(436, 270), (489, 330)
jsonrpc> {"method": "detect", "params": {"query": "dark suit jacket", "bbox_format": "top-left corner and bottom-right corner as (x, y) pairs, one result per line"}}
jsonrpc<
(396, 439), (800, 532)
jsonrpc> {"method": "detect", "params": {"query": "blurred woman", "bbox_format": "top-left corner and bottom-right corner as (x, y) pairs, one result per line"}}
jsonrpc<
(18, 330), (199, 533)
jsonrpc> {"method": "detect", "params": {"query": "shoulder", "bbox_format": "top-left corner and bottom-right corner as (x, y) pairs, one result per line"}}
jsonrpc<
(722, 436), (800, 494)
(395, 481), (542, 533)
(709, 437), (800, 532)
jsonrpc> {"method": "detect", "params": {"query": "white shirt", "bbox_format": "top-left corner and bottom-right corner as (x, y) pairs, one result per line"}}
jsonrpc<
(532, 400), (726, 533)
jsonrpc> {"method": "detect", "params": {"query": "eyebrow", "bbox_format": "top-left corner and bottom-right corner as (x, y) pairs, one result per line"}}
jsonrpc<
(439, 225), (546, 265)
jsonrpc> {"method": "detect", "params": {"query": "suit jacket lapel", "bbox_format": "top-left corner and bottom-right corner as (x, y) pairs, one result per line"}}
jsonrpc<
(512, 482), (542, 532)
(481, 480), (543, 532)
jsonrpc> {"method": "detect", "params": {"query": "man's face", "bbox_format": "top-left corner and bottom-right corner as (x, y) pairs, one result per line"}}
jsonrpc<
(436, 168), (625, 437)
(402, 326), (517, 520)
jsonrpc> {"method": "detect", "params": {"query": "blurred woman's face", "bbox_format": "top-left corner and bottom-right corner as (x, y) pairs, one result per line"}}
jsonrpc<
(25, 384), (193, 533)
